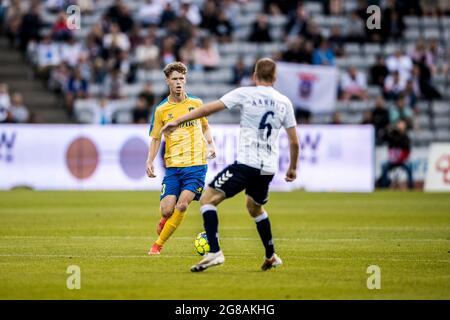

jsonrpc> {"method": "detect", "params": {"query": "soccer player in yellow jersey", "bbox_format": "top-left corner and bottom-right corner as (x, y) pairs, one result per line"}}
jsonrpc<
(146, 62), (216, 255)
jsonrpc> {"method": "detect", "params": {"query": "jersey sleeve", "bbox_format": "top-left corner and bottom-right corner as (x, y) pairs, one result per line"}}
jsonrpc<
(282, 100), (297, 129)
(219, 88), (246, 109)
(149, 108), (163, 138)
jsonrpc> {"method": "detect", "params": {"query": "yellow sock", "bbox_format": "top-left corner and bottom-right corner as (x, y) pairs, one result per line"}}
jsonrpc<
(155, 208), (185, 246)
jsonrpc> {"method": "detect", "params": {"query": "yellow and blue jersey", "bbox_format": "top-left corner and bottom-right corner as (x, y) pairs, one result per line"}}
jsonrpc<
(149, 94), (208, 168)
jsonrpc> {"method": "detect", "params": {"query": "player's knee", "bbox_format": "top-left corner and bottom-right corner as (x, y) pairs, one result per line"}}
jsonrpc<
(160, 205), (174, 218)
(246, 199), (262, 217)
(175, 201), (188, 213)
(199, 188), (224, 206)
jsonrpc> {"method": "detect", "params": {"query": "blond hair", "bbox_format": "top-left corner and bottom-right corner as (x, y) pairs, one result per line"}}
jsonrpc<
(163, 62), (188, 78)
(254, 58), (276, 83)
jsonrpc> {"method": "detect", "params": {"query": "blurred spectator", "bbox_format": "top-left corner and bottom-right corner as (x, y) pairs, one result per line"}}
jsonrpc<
(52, 11), (72, 42)
(284, 4), (309, 40)
(330, 111), (343, 125)
(116, 3), (134, 33)
(409, 39), (432, 67)
(377, 120), (413, 190)
(214, 12), (233, 43)
(344, 11), (365, 43)
(427, 39), (449, 76)
(179, 38), (198, 70)
(77, 0), (95, 14)
(19, 4), (42, 52)
(92, 97), (114, 125)
(304, 21), (322, 48)
(200, 0), (218, 33)
(45, 0), (67, 13)
(249, 14), (272, 43)
(160, 36), (177, 66)
(370, 55), (389, 87)
(9, 93), (30, 123)
(282, 37), (312, 64)
(194, 37), (220, 72)
(340, 66), (368, 101)
(77, 52), (92, 81)
(102, 69), (124, 99)
(371, 96), (390, 145)
(328, 26), (345, 57)
(103, 23), (131, 53)
(404, 79), (418, 111)
(312, 39), (335, 66)
(133, 96), (151, 124)
(138, 0), (164, 26)
(106, 0), (124, 23)
(0, 83), (11, 123)
(176, 3), (195, 45)
(159, 2), (177, 27)
(232, 57), (251, 86)
(386, 49), (413, 84)
(384, 70), (406, 100)
(48, 63), (70, 93)
(264, 0), (297, 16)
(180, 0), (201, 26)
(36, 34), (61, 78)
(60, 36), (82, 68)
(4, 0), (24, 48)
(389, 95), (414, 129)
(138, 82), (156, 110)
(222, 0), (240, 27)
(65, 68), (89, 114)
(135, 35), (160, 69)
(324, 0), (344, 15)
(414, 58), (442, 101)
(382, 1), (405, 41)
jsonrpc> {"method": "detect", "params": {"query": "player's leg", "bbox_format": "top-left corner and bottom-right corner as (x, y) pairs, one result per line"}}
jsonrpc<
(190, 187), (226, 272)
(149, 169), (180, 255)
(245, 174), (281, 271)
(191, 163), (247, 272)
(156, 195), (177, 234)
(199, 187), (226, 253)
(156, 189), (196, 248)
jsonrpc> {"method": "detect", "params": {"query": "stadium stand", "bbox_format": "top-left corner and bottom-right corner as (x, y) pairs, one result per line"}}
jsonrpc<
(0, 0), (449, 146)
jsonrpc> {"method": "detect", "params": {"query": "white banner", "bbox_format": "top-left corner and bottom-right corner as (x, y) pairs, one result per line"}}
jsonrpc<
(0, 124), (374, 192)
(274, 62), (338, 113)
(424, 143), (450, 192)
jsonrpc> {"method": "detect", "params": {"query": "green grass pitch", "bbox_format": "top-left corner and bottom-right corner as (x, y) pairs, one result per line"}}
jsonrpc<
(0, 190), (449, 299)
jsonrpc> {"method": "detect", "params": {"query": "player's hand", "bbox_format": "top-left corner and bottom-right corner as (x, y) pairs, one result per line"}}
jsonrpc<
(161, 121), (179, 136)
(285, 168), (297, 182)
(146, 161), (156, 178)
(206, 144), (216, 159)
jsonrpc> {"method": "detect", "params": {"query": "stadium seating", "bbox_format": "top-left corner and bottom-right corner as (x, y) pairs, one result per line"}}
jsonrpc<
(1, 0), (448, 146)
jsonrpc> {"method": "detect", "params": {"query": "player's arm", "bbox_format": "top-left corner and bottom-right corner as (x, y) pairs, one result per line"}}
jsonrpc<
(146, 108), (163, 178)
(161, 100), (226, 135)
(146, 137), (161, 178)
(285, 126), (299, 182)
(202, 122), (216, 159)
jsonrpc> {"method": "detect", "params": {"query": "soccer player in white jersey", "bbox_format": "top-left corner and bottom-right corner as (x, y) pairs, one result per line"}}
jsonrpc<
(161, 58), (300, 272)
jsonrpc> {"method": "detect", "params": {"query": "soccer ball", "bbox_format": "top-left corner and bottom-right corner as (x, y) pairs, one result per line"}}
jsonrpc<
(194, 231), (210, 256)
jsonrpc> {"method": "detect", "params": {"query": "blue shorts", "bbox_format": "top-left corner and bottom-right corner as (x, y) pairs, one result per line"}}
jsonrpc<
(160, 165), (207, 201)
